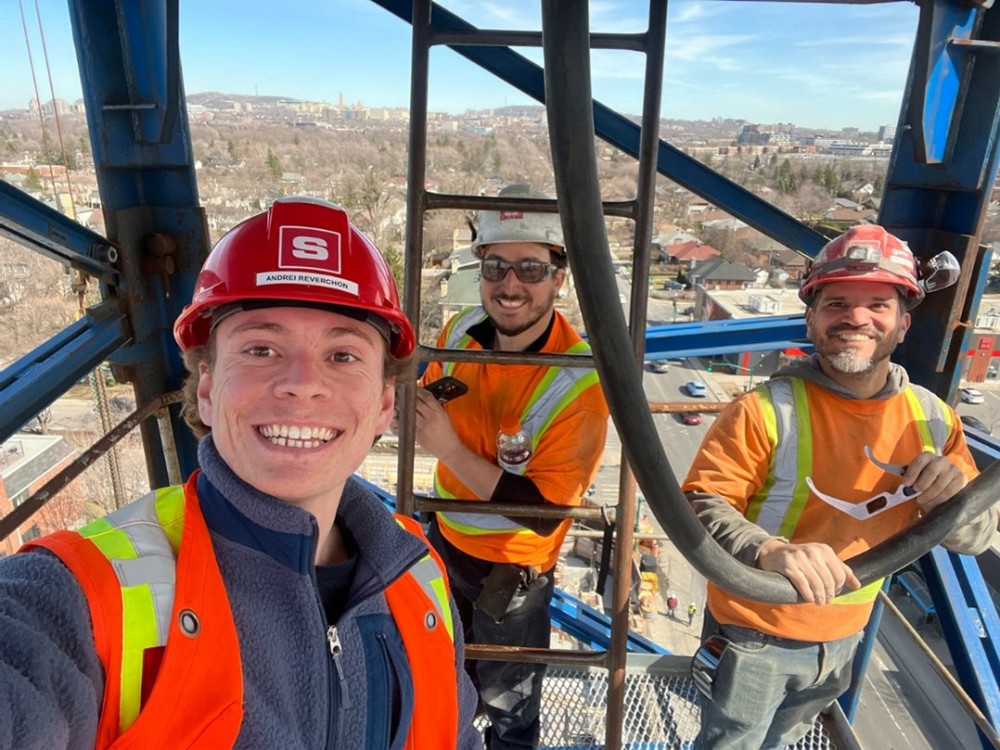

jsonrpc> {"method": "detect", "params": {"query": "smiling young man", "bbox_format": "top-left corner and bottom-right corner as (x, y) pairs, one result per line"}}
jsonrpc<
(415, 184), (609, 750)
(0, 197), (481, 749)
(682, 224), (998, 750)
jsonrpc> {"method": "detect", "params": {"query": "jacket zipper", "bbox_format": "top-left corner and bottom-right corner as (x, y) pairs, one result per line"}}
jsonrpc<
(375, 631), (392, 748)
(327, 624), (352, 711)
(312, 513), (427, 749)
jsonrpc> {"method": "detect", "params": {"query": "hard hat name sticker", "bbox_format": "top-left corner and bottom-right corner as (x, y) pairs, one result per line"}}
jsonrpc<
(498, 211), (523, 220)
(255, 271), (359, 296)
(278, 226), (342, 273)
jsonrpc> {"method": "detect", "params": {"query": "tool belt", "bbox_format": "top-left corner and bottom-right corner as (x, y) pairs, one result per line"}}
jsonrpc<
(474, 562), (548, 623)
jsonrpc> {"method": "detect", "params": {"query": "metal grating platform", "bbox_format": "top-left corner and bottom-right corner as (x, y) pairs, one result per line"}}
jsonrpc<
(475, 654), (842, 749)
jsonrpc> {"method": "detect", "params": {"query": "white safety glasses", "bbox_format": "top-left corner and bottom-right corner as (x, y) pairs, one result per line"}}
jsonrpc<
(805, 476), (919, 520)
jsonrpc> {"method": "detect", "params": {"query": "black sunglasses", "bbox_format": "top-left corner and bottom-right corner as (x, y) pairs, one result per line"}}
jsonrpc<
(480, 257), (555, 284)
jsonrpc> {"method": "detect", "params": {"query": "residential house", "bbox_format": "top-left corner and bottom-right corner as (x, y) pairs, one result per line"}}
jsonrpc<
(689, 257), (758, 291)
(662, 240), (721, 265)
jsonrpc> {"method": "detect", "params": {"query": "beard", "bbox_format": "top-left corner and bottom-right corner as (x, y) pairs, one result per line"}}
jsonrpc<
(818, 324), (899, 375)
(483, 288), (557, 338)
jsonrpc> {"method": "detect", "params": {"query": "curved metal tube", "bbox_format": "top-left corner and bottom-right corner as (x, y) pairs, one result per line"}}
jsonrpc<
(541, 0), (999, 605)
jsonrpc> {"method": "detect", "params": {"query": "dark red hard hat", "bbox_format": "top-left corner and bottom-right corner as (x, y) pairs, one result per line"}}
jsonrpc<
(799, 224), (923, 308)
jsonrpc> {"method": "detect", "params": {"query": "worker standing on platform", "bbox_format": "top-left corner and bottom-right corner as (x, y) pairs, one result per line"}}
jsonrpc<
(683, 225), (999, 750)
(416, 183), (610, 750)
(0, 198), (481, 749)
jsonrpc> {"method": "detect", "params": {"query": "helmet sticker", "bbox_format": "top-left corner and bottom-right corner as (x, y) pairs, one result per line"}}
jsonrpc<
(278, 225), (342, 274)
(258, 225), (360, 295)
(255, 270), (359, 296)
(499, 211), (524, 220)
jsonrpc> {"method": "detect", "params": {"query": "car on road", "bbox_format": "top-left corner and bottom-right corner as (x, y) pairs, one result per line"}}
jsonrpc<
(682, 412), (703, 426)
(960, 415), (991, 434)
(648, 359), (670, 373)
(663, 280), (684, 291)
(959, 387), (985, 404)
(684, 380), (708, 397)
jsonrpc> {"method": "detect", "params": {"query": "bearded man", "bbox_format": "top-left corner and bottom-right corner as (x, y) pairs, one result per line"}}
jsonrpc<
(683, 224), (998, 750)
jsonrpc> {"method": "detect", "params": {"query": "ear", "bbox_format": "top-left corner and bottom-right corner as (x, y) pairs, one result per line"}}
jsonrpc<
(197, 360), (214, 428)
(374, 376), (396, 435)
(552, 267), (567, 294)
(804, 306), (815, 338)
(897, 311), (911, 343)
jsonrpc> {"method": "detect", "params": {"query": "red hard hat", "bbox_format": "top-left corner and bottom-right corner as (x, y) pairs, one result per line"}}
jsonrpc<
(174, 196), (414, 357)
(799, 224), (923, 308)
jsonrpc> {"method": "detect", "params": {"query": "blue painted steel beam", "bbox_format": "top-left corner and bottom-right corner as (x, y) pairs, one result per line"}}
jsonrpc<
(0, 181), (119, 286)
(68, 0), (207, 481)
(644, 315), (811, 359)
(882, 3), (1000, 399)
(550, 588), (669, 655)
(966, 430), (1000, 469)
(0, 306), (128, 445)
(909, 0), (980, 164)
(840, 580), (892, 722)
(372, 0), (827, 257)
(920, 547), (1000, 748)
(352, 476), (668, 655)
(68, 0), (198, 206)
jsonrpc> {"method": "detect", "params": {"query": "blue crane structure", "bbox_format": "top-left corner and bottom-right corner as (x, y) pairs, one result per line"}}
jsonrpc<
(1, 1), (999, 747)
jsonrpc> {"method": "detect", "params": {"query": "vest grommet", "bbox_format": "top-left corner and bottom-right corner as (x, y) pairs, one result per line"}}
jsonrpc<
(179, 608), (200, 637)
(425, 611), (437, 630)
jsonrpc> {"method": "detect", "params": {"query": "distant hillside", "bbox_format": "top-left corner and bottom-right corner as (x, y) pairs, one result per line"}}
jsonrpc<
(186, 92), (303, 108)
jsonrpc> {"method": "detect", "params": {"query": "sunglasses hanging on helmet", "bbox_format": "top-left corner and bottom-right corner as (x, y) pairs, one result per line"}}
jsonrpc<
(918, 250), (960, 294)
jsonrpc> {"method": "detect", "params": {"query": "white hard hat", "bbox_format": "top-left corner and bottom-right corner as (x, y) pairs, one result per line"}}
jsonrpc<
(472, 183), (565, 258)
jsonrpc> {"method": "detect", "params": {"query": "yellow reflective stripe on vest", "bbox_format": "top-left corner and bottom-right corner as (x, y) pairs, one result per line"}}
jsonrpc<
(437, 308), (596, 536)
(519, 340), (599, 450)
(77, 485), (185, 733)
(833, 577), (884, 604)
(392, 519), (455, 641)
(747, 379), (813, 537)
(441, 307), (485, 378)
(749, 379), (953, 605)
(436, 510), (536, 535)
(902, 386), (949, 453)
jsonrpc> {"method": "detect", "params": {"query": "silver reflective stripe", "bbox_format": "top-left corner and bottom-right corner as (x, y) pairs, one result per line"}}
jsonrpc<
(753, 381), (952, 537)
(442, 307), (488, 378)
(439, 511), (528, 532)
(756, 380), (800, 535)
(518, 363), (594, 451)
(407, 554), (454, 640)
(103, 492), (177, 648)
(435, 307), (594, 538)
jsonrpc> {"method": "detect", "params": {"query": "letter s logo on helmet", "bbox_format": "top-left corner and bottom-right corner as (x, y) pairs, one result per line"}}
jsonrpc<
(173, 196), (415, 358)
(290, 234), (330, 261)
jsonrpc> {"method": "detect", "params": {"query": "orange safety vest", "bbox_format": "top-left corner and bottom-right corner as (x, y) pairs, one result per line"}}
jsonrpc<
(425, 306), (608, 569)
(24, 473), (458, 749)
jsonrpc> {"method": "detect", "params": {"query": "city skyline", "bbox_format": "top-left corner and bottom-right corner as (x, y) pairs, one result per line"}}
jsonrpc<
(3, 1), (919, 132)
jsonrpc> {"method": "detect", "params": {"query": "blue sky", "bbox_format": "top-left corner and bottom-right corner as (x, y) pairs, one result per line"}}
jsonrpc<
(2, 1), (918, 132)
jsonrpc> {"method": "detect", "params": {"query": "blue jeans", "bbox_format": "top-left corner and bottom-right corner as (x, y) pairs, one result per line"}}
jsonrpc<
(429, 520), (555, 750)
(695, 618), (862, 750)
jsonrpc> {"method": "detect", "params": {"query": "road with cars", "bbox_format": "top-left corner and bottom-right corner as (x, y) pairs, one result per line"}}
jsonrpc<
(955, 382), (1000, 435)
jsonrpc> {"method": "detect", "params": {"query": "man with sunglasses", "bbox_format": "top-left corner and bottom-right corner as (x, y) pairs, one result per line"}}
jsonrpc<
(682, 224), (998, 750)
(415, 183), (609, 750)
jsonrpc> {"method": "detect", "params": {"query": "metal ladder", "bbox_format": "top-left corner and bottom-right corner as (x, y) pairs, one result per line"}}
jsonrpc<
(394, 2), (669, 747)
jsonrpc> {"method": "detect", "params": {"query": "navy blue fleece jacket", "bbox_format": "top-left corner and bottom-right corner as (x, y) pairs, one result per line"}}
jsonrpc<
(0, 437), (481, 749)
